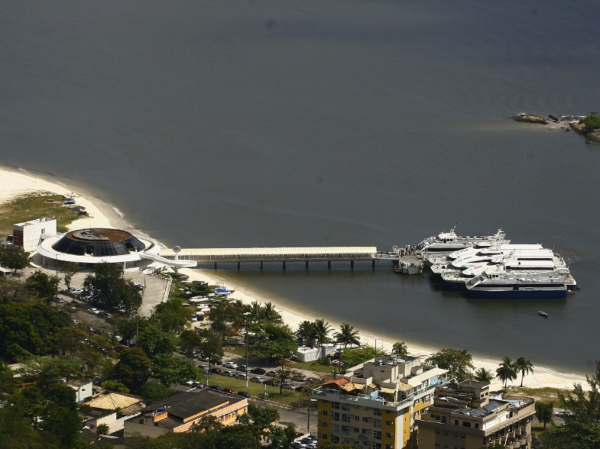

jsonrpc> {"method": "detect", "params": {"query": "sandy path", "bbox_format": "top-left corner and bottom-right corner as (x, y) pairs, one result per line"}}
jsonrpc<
(0, 165), (589, 392)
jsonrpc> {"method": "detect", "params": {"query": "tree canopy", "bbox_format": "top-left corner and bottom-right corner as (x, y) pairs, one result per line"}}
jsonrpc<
(426, 348), (474, 382)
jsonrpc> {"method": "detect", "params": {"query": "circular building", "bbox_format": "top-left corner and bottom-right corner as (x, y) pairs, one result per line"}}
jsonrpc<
(36, 228), (163, 271)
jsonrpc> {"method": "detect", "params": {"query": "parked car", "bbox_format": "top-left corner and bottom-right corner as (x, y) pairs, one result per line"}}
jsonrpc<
(235, 373), (247, 380)
(237, 391), (251, 398)
(222, 370), (235, 377)
(208, 385), (223, 392)
(72, 319), (80, 325)
(223, 361), (238, 369)
(292, 375), (307, 382)
(53, 296), (64, 303)
(282, 383), (296, 390)
(198, 365), (210, 372)
(87, 308), (100, 315)
(249, 376), (264, 383)
(250, 367), (266, 375)
(209, 368), (222, 374)
(265, 371), (278, 377)
(237, 365), (247, 372)
(223, 388), (236, 394)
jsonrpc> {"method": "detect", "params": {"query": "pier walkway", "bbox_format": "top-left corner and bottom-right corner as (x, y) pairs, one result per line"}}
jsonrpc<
(160, 246), (383, 269)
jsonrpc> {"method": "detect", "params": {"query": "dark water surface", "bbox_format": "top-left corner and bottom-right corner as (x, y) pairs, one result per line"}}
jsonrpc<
(2, 0), (600, 372)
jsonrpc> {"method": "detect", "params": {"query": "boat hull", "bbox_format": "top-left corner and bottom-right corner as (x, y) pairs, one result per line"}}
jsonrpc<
(467, 288), (567, 299)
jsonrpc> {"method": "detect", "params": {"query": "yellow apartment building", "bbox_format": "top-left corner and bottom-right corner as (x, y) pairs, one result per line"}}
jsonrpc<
(313, 355), (449, 449)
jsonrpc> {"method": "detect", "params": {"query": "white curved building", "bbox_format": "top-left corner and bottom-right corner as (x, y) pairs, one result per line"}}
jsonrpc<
(36, 228), (195, 271)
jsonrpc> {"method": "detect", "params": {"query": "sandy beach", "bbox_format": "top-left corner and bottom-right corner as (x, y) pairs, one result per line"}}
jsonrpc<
(0, 165), (590, 393)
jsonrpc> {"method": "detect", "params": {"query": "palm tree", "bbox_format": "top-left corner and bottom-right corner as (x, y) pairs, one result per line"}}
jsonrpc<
(474, 367), (494, 383)
(334, 323), (361, 371)
(312, 319), (332, 346)
(515, 357), (534, 387)
(496, 357), (518, 392)
(392, 341), (408, 357)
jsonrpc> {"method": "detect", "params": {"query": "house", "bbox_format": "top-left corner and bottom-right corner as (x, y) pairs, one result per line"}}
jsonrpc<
(66, 378), (93, 403)
(417, 380), (535, 449)
(84, 391), (145, 435)
(313, 355), (449, 449)
(124, 389), (248, 438)
(12, 217), (57, 252)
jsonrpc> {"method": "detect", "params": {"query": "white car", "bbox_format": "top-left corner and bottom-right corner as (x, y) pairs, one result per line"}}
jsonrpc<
(223, 361), (238, 369)
(88, 308), (100, 315)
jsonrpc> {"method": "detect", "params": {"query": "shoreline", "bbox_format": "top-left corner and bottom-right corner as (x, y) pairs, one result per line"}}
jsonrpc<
(0, 164), (590, 392)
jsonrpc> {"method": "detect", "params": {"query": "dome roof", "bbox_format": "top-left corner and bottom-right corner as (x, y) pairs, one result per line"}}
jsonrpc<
(51, 228), (146, 257)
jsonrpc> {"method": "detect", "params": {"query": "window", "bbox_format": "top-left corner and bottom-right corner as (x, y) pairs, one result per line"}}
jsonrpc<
(342, 414), (351, 423)
(374, 431), (382, 440)
(333, 412), (340, 421)
(342, 404), (350, 411)
(322, 434), (328, 440)
(322, 422), (328, 428)
(322, 411), (328, 416)
(374, 409), (382, 416)
(332, 403), (340, 410)
(386, 421), (394, 426)
(385, 432), (392, 438)
(362, 417), (372, 423)
(362, 429), (372, 436)
(462, 421), (471, 428)
(354, 415), (361, 422)
(441, 417), (447, 424)
(374, 419), (382, 428)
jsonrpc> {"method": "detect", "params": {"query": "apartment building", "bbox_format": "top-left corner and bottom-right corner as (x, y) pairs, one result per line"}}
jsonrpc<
(417, 380), (535, 449)
(313, 355), (449, 449)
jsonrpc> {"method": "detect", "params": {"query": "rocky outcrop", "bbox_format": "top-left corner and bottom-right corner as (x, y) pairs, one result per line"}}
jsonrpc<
(513, 113), (548, 124)
(570, 122), (600, 143)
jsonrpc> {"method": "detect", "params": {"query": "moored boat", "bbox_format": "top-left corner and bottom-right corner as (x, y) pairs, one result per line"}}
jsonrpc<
(465, 265), (571, 298)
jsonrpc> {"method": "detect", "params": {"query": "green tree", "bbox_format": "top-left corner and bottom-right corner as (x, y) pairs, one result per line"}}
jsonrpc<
(113, 347), (152, 393)
(515, 356), (534, 387)
(153, 298), (193, 334)
(426, 348), (475, 382)
(54, 326), (87, 357)
(558, 360), (600, 425)
(0, 246), (29, 273)
(474, 367), (494, 383)
(296, 320), (317, 346)
(141, 382), (172, 402)
(392, 341), (408, 357)
(25, 271), (61, 303)
(198, 329), (224, 367)
(84, 263), (142, 315)
(237, 403), (281, 445)
(102, 380), (131, 393)
(61, 262), (79, 291)
(152, 355), (202, 386)
(343, 346), (381, 368)
(334, 323), (360, 372)
(251, 324), (297, 362)
(535, 401), (554, 429)
(313, 319), (332, 345)
(194, 415), (223, 434)
(97, 423), (110, 435)
(137, 321), (178, 357)
(496, 356), (518, 392)
(179, 329), (203, 359)
(40, 402), (81, 447)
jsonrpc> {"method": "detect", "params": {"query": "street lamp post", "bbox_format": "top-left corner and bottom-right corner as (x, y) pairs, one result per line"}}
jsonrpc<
(374, 336), (379, 353)
(244, 312), (251, 387)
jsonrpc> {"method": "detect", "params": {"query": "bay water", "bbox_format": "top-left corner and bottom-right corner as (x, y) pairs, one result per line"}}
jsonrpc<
(2, 0), (600, 373)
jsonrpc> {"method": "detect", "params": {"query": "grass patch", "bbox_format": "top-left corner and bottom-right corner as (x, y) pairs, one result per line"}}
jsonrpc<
(510, 387), (568, 406)
(0, 192), (83, 236)
(531, 421), (550, 434)
(207, 374), (305, 406)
